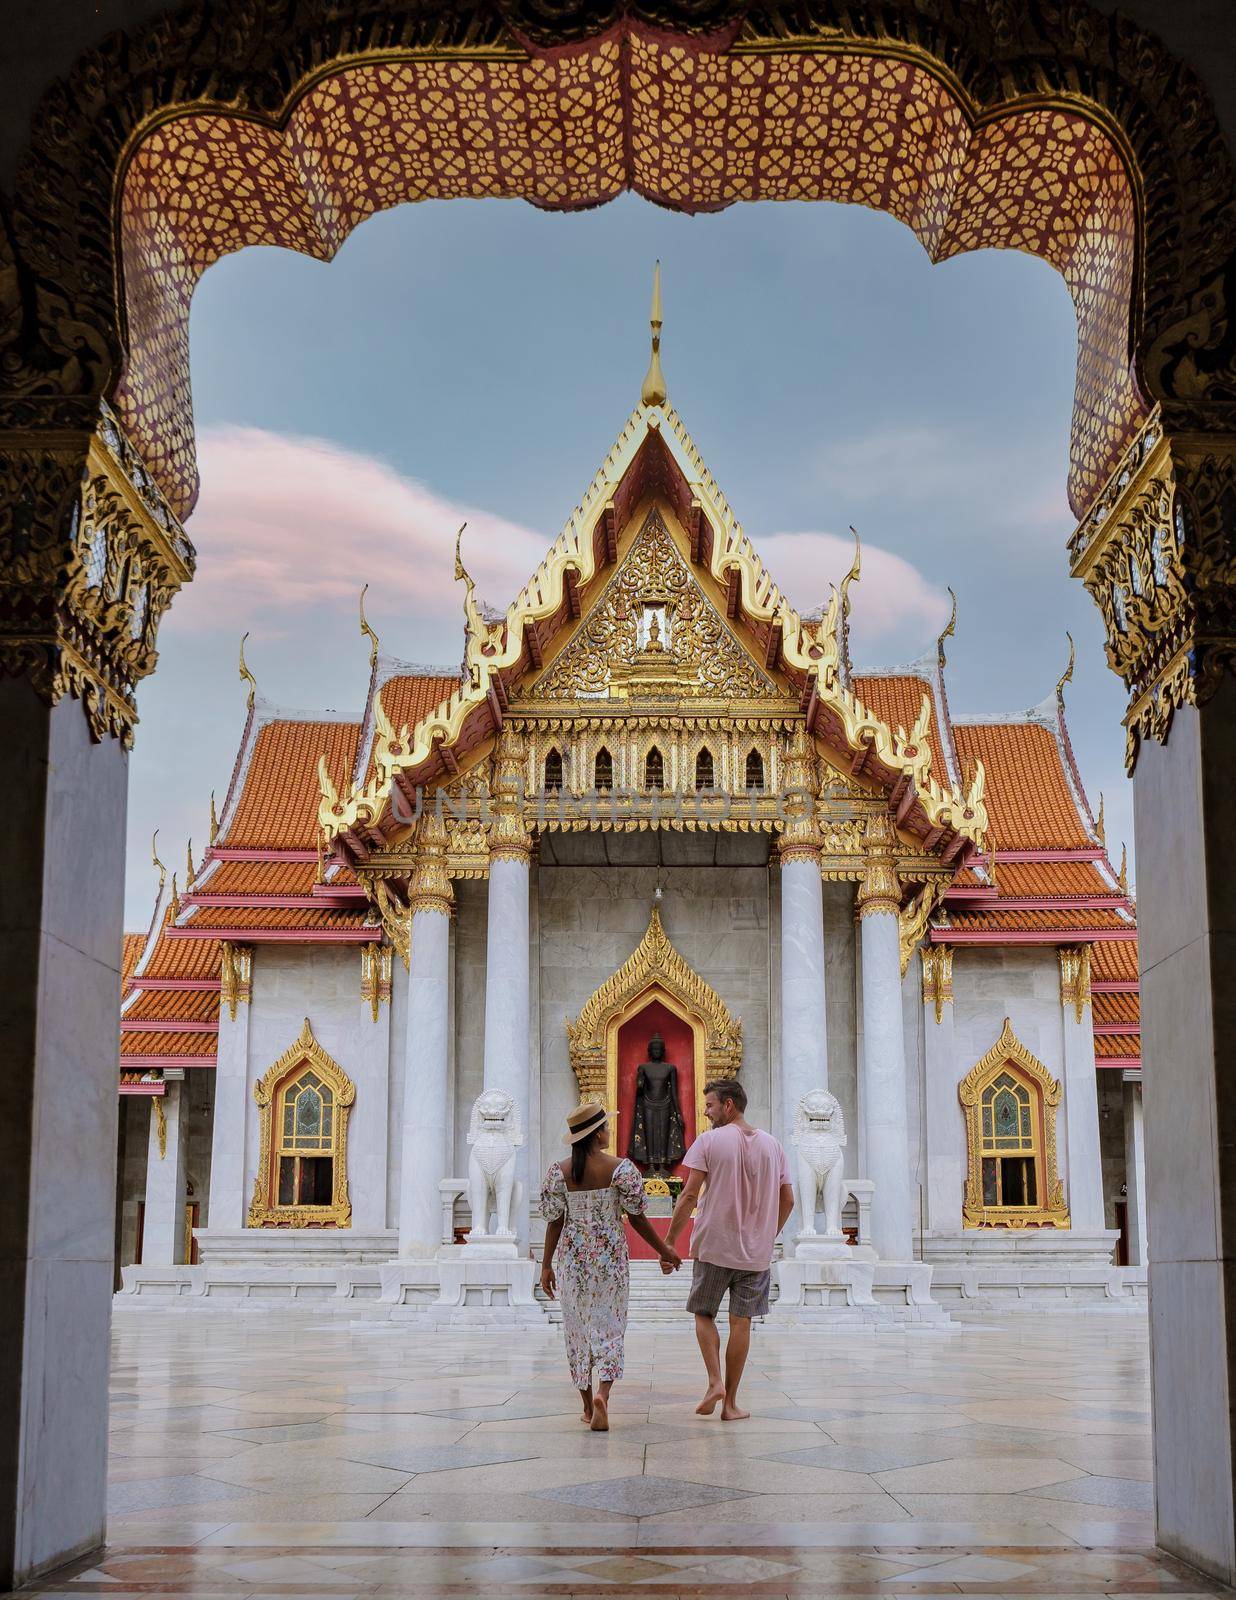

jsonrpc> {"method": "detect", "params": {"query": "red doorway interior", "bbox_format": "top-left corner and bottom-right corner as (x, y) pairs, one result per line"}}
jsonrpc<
(615, 995), (697, 1260)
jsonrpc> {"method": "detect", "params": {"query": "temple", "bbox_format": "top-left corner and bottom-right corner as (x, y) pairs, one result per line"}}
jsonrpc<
(116, 290), (1144, 1319)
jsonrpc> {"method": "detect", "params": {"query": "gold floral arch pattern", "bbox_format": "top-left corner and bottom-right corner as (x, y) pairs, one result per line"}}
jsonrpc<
(110, 34), (1141, 518)
(248, 1018), (356, 1229)
(565, 907), (743, 1115)
(958, 1017), (1069, 1231)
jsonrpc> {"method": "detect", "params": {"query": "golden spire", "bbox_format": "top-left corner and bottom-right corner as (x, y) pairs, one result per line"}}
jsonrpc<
(185, 837), (195, 887)
(937, 586), (957, 667)
(1095, 791), (1106, 847)
(640, 261), (667, 408)
(1055, 631), (1075, 702)
(169, 871), (181, 920)
(839, 526), (862, 620)
(1118, 842), (1129, 896)
(238, 632), (257, 711)
(209, 790), (220, 844)
(151, 829), (166, 890)
(359, 583), (380, 669)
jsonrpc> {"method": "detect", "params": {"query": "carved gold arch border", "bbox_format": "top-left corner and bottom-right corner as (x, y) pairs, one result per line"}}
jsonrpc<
(248, 1018), (356, 1229)
(565, 907), (742, 1132)
(958, 1017), (1070, 1231)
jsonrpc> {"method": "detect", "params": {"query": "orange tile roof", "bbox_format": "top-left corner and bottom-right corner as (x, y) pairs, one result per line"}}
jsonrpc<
(853, 674), (936, 743)
(179, 904), (370, 932)
(946, 907), (1130, 934)
(138, 922), (223, 981)
(124, 989), (219, 1023)
(122, 932), (147, 984)
(991, 861), (1119, 898)
(1094, 991), (1139, 1025)
(225, 718), (361, 849)
(953, 722), (1090, 849)
(1096, 1032), (1140, 1060)
(1093, 940), (1140, 982)
(120, 1031), (217, 1058)
(194, 860), (322, 896)
(362, 673), (460, 784)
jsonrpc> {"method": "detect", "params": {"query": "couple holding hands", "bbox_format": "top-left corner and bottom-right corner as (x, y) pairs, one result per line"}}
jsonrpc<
(539, 1077), (794, 1432)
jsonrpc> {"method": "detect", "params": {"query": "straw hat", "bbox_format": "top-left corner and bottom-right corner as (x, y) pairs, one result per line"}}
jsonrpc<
(565, 1101), (616, 1144)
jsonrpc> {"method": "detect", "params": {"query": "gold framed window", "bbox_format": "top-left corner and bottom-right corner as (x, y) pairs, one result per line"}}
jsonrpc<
(248, 1018), (355, 1228)
(960, 1018), (1070, 1229)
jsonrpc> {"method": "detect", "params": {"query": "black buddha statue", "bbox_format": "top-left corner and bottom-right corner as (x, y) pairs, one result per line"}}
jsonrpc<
(628, 1032), (686, 1176)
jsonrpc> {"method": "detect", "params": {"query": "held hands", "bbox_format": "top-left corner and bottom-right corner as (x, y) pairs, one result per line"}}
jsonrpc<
(539, 1264), (557, 1298)
(659, 1246), (682, 1275)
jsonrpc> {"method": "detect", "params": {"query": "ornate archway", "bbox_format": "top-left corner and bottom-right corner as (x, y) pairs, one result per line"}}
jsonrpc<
(565, 905), (742, 1133)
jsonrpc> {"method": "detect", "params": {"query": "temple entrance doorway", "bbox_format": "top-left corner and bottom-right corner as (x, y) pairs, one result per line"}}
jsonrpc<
(616, 995), (696, 1258)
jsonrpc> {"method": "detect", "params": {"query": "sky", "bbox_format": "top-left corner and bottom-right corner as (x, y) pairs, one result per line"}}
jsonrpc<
(124, 191), (1132, 921)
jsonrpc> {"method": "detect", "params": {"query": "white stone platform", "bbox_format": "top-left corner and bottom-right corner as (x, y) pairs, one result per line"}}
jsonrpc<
(920, 1227), (1147, 1311)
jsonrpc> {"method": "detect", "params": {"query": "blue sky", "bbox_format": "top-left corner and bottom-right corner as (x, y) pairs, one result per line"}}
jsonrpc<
(125, 191), (1131, 919)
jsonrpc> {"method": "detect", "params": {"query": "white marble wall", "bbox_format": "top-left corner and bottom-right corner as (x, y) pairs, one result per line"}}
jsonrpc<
(950, 946), (1064, 1084)
(452, 879), (489, 1178)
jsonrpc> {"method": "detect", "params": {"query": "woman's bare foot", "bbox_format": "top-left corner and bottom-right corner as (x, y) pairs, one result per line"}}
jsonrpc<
(695, 1382), (726, 1416)
(580, 1399), (594, 1424)
(589, 1394), (609, 1432)
(721, 1401), (750, 1421)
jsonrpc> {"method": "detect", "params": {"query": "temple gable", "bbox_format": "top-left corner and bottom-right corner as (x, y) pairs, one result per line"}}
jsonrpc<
(529, 507), (776, 703)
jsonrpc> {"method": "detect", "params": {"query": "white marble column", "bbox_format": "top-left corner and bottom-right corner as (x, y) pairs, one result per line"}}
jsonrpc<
(206, 946), (252, 1231)
(921, 945), (964, 1233)
(779, 844), (829, 1233)
(1058, 947), (1105, 1229)
(482, 852), (532, 1244)
(857, 822), (914, 1262)
(141, 1080), (189, 1264)
(398, 820), (453, 1258)
(1, 685), (127, 1585)
(1123, 1077), (1148, 1267)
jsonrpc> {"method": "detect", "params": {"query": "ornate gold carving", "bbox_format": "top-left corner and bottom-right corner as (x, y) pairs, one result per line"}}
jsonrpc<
(152, 1096), (167, 1160)
(489, 725), (532, 863)
(1071, 420), (1236, 770)
(920, 944), (953, 1025)
(899, 880), (946, 975)
(532, 509), (773, 702)
(238, 632), (257, 711)
(857, 814), (901, 919)
(1058, 945), (1093, 1023)
(960, 1018), (1070, 1230)
(566, 906), (742, 1118)
(0, 404), (193, 746)
(777, 724), (820, 863)
(219, 943), (252, 1021)
(248, 1019), (354, 1229)
(407, 812), (454, 917)
(371, 877), (412, 969)
(360, 942), (393, 1021)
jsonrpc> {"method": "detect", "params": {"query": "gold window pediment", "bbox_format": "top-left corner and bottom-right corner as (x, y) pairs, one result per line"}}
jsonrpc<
(529, 506), (776, 705)
(248, 1018), (355, 1228)
(959, 1018), (1070, 1230)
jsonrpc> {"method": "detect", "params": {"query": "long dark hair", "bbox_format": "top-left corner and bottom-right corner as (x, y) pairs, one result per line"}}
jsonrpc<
(570, 1127), (600, 1185)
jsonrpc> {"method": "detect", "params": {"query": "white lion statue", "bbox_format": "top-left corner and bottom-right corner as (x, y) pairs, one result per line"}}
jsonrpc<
(466, 1088), (524, 1240)
(792, 1088), (847, 1237)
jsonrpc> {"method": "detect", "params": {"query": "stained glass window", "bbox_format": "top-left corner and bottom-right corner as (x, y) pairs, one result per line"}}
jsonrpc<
(977, 1067), (1041, 1210)
(272, 1066), (338, 1209)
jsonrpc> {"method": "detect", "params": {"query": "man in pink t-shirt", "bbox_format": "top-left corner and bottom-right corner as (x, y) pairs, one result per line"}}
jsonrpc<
(664, 1078), (794, 1421)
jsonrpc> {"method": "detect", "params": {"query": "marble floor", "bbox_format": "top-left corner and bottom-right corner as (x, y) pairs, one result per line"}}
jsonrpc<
(12, 1305), (1227, 1597)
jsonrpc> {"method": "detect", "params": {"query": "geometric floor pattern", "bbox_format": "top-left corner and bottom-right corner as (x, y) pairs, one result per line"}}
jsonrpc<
(10, 1305), (1227, 1596)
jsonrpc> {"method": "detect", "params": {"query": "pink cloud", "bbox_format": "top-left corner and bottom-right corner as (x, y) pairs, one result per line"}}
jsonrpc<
(760, 530), (951, 655)
(178, 425), (548, 637)
(178, 426), (949, 658)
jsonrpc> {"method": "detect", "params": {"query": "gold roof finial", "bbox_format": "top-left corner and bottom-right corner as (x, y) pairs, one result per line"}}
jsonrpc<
(1118, 841), (1129, 895)
(937, 586), (957, 667)
(640, 261), (667, 408)
(840, 526), (862, 619)
(169, 871), (181, 920)
(1055, 631), (1075, 702)
(209, 790), (220, 844)
(1095, 791), (1106, 847)
(151, 829), (166, 890)
(185, 837), (195, 887)
(359, 583), (380, 669)
(453, 522), (472, 593)
(238, 632), (257, 711)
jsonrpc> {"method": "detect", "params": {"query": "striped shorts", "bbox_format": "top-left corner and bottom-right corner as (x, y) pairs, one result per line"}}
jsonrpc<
(686, 1258), (771, 1319)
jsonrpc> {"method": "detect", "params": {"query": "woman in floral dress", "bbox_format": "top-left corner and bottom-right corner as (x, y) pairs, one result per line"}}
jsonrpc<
(540, 1102), (681, 1431)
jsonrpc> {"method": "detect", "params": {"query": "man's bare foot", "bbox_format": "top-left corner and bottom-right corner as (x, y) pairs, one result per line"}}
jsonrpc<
(695, 1383), (725, 1416)
(589, 1394), (609, 1432)
(721, 1401), (750, 1421)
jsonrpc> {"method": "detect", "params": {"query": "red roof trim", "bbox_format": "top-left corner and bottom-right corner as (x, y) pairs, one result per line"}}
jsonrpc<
(120, 1055), (216, 1070)
(1093, 980), (1140, 993)
(119, 1082), (166, 1096)
(123, 978), (221, 993)
(1094, 1021), (1141, 1036)
(183, 893), (363, 909)
(1097, 1057), (1142, 1070)
(120, 1018), (218, 1034)
(205, 847), (320, 863)
(946, 895), (1132, 913)
(165, 927), (374, 944)
(995, 848), (1107, 863)
(932, 928), (1139, 945)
